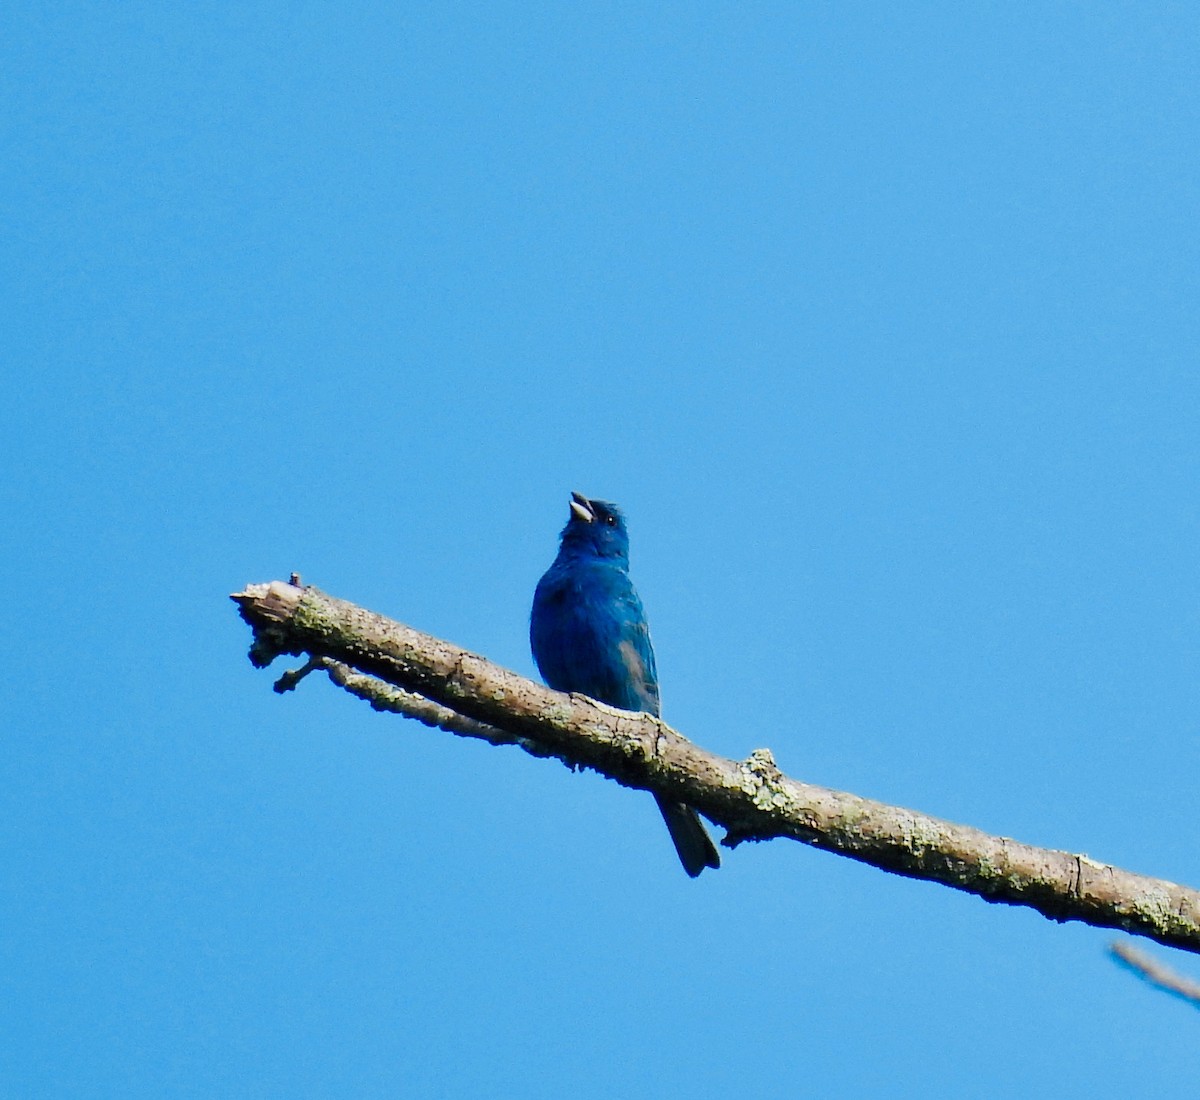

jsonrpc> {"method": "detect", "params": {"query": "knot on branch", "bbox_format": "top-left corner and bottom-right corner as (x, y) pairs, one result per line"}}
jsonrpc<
(740, 748), (788, 810)
(723, 748), (790, 846)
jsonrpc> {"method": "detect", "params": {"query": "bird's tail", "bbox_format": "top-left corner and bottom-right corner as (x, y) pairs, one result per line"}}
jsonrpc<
(654, 795), (721, 878)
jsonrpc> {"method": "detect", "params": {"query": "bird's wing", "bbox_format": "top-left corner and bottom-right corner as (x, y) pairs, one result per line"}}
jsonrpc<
(617, 609), (661, 716)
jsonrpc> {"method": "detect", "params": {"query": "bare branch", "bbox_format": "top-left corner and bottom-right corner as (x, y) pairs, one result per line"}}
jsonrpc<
(1110, 941), (1200, 1007)
(232, 580), (1200, 955)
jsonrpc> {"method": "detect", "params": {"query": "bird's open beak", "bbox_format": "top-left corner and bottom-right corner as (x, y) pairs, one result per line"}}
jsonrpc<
(569, 491), (595, 523)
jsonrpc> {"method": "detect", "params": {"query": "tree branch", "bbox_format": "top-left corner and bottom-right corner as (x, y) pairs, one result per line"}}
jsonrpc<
(232, 579), (1200, 955)
(1110, 941), (1200, 1007)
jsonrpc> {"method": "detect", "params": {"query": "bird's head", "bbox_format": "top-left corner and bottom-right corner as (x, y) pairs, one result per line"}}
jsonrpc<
(558, 491), (630, 562)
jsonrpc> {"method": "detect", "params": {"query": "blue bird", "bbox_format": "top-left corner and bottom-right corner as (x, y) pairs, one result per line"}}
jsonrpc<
(530, 492), (720, 878)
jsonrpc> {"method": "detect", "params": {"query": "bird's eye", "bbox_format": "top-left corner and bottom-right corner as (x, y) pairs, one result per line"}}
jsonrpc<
(604, 515), (617, 526)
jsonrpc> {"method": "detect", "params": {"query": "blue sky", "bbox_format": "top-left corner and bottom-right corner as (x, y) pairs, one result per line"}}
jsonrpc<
(4, 3), (1199, 1095)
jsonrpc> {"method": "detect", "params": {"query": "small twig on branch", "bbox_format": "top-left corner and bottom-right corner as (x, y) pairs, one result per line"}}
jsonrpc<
(1110, 941), (1200, 1007)
(231, 579), (1200, 955)
(278, 655), (557, 757)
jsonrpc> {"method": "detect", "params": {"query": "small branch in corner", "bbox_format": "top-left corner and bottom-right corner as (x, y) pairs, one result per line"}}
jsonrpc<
(1110, 940), (1200, 1008)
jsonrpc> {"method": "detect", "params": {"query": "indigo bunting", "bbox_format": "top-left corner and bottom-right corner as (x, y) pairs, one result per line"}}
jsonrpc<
(530, 492), (720, 878)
